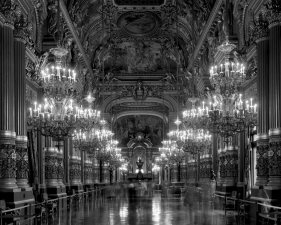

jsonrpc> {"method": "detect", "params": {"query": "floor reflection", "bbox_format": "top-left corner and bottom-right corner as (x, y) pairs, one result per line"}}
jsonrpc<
(45, 195), (239, 225)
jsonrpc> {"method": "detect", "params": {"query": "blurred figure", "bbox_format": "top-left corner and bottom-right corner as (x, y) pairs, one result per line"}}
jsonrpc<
(201, 183), (212, 224)
(184, 185), (196, 225)
(128, 182), (135, 199)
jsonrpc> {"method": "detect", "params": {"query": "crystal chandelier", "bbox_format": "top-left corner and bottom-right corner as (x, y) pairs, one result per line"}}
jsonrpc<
(167, 119), (189, 150)
(73, 127), (102, 154)
(108, 141), (124, 169)
(161, 140), (185, 164)
(182, 129), (212, 157)
(182, 97), (205, 131)
(95, 120), (114, 162)
(155, 149), (169, 166)
(27, 47), (100, 142)
(184, 40), (257, 145)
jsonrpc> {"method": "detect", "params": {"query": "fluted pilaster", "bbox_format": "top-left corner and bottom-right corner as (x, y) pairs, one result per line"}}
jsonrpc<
(266, 3), (281, 187)
(14, 13), (31, 188)
(0, 20), (17, 189)
(251, 14), (270, 187)
(269, 25), (281, 129)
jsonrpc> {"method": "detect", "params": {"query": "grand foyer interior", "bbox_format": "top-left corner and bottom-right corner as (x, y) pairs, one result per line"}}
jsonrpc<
(0, 0), (281, 224)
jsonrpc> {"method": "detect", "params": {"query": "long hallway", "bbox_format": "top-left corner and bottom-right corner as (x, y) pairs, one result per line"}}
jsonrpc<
(47, 194), (234, 225)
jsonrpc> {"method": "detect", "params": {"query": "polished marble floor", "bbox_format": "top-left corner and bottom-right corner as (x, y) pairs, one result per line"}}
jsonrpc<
(44, 194), (243, 225)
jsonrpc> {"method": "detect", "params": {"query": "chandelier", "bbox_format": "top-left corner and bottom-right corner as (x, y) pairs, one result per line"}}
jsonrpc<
(155, 150), (169, 166)
(182, 129), (212, 157)
(27, 47), (79, 142)
(27, 47), (101, 142)
(73, 127), (102, 154)
(183, 40), (257, 145)
(107, 140), (124, 169)
(161, 140), (185, 164)
(94, 121), (114, 162)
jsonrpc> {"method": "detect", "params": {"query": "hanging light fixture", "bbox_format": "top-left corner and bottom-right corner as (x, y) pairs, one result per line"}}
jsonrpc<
(184, 0), (257, 145)
(181, 129), (212, 158)
(196, 39), (257, 145)
(27, 0), (100, 142)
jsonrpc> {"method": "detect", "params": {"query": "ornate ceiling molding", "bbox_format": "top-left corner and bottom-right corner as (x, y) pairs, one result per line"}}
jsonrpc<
(59, 0), (95, 82)
(187, 0), (224, 70)
(102, 95), (178, 113)
(112, 111), (168, 124)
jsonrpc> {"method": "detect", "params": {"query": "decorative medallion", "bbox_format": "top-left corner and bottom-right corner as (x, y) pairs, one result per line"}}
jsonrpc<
(118, 12), (161, 37)
(132, 80), (148, 101)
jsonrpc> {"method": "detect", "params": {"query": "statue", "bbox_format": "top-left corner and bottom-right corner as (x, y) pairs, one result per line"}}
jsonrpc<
(136, 158), (144, 172)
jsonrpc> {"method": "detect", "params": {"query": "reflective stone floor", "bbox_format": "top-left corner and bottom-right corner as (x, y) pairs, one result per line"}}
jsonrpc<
(45, 195), (241, 225)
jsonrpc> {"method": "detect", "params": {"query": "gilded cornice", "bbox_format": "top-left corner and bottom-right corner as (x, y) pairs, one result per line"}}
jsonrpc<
(250, 14), (269, 42)
(0, 0), (21, 28)
(263, 0), (281, 27)
(59, 0), (94, 85)
(13, 14), (32, 42)
(187, 0), (224, 70)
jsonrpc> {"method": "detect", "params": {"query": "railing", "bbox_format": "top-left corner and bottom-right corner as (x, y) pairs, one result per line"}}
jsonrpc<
(257, 203), (281, 225)
(0, 185), (112, 225)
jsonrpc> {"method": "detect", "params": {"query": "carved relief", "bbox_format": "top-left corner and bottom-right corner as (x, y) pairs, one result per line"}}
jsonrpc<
(0, 144), (16, 179)
(14, 14), (32, 41)
(263, 1), (281, 26)
(16, 147), (29, 179)
(0, 0), (20, 26)
(45, 156), (57, 179)
(249, 13), (269, 43)
(268, 139), (281, 176)
(256, 144), (269, 177)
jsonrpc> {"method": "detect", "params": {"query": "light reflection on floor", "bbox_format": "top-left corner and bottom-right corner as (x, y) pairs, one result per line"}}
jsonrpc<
(45, 195), (239, 225)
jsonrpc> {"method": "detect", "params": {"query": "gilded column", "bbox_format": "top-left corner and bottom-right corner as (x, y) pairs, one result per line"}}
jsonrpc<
(14, 13), (30, 188)
(212, 135), (218, 180)
(64, 139), (70, 187)
(102, 162), (110, 184)
(57, 148), (64, 187)
(180, 161), (187, 183)
(81, 151), (84, 185)
(170, 163), (178, 183)
(224, 146), (238, 187)
(44, 147), (58, 187)
(251, 14), (270, 186)
(217, 148), (226, 185)
(93, 158), (100, 184)
(0, 1), (18, 189)
(265, 2), (281, 187)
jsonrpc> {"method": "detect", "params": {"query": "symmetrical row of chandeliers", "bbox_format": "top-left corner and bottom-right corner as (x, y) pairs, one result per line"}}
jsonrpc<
(27, 46), (125, 169)
(156, 40), (258, 167)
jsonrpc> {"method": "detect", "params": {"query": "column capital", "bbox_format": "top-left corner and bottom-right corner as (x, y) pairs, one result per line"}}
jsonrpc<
(13, 13), (32, 42)
(250, 14), (269, 42)
(263, 0), (281, 27)
(0, 0), (21, 28)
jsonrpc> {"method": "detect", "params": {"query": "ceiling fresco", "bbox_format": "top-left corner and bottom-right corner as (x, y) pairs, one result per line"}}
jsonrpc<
(93, 40), (179, 74)
(118, 12), (161, 37)
(43, 0), (217, 124)
(115, 115), (167, 147)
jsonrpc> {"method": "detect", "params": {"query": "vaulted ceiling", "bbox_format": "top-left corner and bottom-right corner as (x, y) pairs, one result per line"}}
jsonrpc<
(44, 0), (217, 124)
